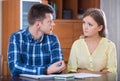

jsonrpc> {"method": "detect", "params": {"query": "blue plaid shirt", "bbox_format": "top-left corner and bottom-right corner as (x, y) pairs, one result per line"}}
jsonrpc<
(7, 28), (63, 76)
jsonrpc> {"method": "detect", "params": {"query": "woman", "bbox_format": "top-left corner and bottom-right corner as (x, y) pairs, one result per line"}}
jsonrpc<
(67, 8), (116, 74)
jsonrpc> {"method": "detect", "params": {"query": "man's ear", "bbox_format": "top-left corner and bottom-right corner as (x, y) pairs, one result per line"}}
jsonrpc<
(35, 21), (41, 28)
(98, 25), (103, 31)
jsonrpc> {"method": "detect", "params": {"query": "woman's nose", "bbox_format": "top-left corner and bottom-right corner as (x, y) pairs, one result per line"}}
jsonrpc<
(83, 23), (88, 29)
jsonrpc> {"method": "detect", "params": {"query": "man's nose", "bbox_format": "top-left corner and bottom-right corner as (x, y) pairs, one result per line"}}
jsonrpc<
(52, 21), (55, 26)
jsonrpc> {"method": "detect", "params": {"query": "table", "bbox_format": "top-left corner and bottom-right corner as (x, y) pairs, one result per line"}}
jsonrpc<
(0, 73), (117, 81)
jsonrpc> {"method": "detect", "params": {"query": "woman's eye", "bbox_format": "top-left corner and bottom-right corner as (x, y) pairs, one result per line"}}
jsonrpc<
(82, 21), (85, 23)
(82, 21), (85, 25)
(88, 23), (93, 27)
(82, 21), (93, 27)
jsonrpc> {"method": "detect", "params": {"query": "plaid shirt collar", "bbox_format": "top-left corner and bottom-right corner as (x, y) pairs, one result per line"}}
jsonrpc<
(25, 28), (44, 43)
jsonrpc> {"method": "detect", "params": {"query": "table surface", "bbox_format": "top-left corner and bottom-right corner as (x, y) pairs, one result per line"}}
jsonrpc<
(0, 73), (117, 81)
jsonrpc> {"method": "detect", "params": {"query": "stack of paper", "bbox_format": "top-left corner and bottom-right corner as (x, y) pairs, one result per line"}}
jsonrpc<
(20, 73), (101, 79)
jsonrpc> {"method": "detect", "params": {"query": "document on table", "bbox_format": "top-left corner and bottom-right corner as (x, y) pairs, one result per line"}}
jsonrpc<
(20, 73), (101, 79)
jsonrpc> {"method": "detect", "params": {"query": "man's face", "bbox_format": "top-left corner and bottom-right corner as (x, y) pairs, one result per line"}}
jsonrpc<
(39, 13), (55, 34)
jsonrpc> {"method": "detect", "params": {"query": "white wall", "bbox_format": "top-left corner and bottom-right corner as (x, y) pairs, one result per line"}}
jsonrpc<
(0, 1), (2, 54)
(100, 0), (120, 80)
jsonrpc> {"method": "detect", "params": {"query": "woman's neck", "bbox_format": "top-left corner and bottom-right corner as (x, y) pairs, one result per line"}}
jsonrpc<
(85, 35), (102, 42)
(84, 35), (102, 54)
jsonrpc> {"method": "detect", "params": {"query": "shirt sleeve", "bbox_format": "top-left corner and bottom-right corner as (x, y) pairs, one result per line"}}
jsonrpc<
(50, 35), (64, 64)
(67, 41), (78, 73)
(107, 42), (117, 73)
(7, 34), (47, 76)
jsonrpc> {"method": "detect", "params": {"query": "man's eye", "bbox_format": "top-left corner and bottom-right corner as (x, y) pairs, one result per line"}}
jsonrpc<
(48, 21), (52, 24)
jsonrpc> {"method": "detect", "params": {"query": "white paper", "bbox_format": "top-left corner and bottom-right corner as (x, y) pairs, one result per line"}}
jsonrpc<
(73, 73), (101, 78)
(20, 73), (101, 79)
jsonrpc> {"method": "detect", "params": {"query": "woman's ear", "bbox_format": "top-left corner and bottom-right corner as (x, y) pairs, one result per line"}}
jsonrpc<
(98, 25), (103, 31)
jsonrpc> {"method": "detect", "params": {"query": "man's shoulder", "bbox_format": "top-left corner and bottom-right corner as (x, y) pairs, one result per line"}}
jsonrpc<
(45, 33), (58, 38)
(11, 29), (27, 36)
(44, 34), (59, 42)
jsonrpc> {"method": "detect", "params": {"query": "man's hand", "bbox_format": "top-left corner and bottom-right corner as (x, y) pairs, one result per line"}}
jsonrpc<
(47, 60), (66, 74)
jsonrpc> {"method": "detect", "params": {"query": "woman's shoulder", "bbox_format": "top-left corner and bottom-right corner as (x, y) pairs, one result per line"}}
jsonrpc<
(102, 37), (116, 47)
(73, 36), (85, 45)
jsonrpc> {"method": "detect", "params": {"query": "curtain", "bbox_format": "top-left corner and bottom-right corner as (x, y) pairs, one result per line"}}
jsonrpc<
(100, 0), (120, 80)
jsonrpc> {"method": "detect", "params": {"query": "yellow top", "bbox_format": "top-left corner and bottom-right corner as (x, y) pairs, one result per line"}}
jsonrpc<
(67, 37), (117, 73)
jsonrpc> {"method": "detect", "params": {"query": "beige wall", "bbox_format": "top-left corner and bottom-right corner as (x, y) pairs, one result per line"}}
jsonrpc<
(0, 1), (2, 54)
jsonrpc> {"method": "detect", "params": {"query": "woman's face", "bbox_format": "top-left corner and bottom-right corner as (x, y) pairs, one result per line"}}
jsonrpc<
(82, 16), (102, 37)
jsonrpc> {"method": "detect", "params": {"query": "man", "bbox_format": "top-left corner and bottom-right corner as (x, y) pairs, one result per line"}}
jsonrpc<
(7, 3), (66, 76)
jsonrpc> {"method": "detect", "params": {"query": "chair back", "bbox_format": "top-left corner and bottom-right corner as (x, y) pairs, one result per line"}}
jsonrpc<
(0, 54), (3, 77)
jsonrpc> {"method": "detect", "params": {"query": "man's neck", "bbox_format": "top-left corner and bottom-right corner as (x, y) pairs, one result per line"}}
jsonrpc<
(28, 26), (43, 40)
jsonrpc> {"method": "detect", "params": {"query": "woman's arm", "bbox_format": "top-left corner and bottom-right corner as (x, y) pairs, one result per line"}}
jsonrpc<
(77, 68), (109, 74)
(106, 43), (117, 73)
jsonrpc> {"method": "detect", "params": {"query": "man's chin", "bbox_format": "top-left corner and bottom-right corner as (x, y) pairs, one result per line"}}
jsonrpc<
(45, 32), (52, 35)
(50, 31), (53, 35)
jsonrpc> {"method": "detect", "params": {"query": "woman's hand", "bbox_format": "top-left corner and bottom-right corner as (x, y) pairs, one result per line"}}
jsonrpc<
(77, 68), (93, 73)
(100, 68), (109, 73)
(77, 68), (109, 74)
(47, 60), (66, 74)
